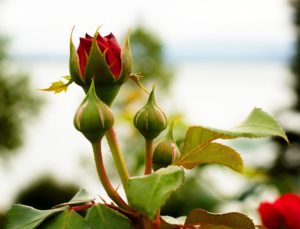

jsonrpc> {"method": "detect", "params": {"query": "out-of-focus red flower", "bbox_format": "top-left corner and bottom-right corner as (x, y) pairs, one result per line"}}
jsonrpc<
(258, 193), (300, 229)
(77, 33), (121, 79)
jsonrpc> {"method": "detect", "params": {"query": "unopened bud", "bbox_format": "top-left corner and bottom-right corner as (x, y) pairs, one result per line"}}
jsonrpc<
(152, 122), (181, 170)
(134, 88), (167, 140)
(74, 81), (114, 143)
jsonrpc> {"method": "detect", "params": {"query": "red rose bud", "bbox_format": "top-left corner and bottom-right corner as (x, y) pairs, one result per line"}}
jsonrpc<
(74, 80), (114, 143)
(134, 88), (167, 140)
(258, 193), (300, 229)
(69, 28), (132, 105)
(152, 122), (181, 170)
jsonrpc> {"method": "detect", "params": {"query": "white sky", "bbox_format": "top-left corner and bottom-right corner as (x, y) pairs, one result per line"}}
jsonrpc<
(1, 0), (294, 55)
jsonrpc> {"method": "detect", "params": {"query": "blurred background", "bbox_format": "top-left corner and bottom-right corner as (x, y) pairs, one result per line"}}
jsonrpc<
(1, 0), (300, 227)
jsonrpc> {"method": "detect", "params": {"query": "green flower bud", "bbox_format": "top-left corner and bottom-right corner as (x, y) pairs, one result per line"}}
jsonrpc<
(74, 81), (114, 143)
(152, 122), (181, 170)
(134, 88), (167, 140)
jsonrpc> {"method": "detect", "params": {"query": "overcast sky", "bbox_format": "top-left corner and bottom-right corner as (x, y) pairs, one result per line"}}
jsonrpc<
(1, 0), (294, 56)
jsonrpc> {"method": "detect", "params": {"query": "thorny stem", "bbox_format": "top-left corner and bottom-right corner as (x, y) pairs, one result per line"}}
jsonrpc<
(105, 127), (130, 188)
(92, 140), (130, 211)
(144, 140), (153, 175)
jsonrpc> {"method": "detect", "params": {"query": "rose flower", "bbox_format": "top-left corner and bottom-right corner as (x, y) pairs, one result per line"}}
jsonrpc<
(69, 28), (132, 105)
(258, 193), (300, 229)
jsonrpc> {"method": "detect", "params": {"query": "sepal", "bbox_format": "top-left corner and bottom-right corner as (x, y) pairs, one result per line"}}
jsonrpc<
(69, 27), (84, 86)
(84, 29), (116, 85)
(117, 30), (132, 83)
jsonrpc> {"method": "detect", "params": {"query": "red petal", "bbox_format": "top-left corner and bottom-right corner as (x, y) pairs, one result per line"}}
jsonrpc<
(105, 49), (118, 65)
(96, 33), (109, 53)
(105, 33), (121, 59)
(77, 37), (93, 77)
(274, 194), (300, 229)
(110, 61), (121, 78)
(105, 50), (121, 77)
(259, 202), (282, 229)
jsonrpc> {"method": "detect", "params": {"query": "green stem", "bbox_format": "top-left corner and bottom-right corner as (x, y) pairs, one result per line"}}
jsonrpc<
(92, 140), (130, 210)
(105, 128), (130, 188)
(144, 140), (153, 175)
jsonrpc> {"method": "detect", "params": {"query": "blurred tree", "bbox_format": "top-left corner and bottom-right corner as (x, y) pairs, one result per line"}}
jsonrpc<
(15, 177), (78, 210)
(161, 174), (221, 217)
(291, 0), (300, 112)
(264, 0), (300, 193)
(130, 25), (174, 88)
(236, 0), (300, 201)
(115, 25), (174, 112)
(0, 26), (42, 228)
(0, 35), (42, 155)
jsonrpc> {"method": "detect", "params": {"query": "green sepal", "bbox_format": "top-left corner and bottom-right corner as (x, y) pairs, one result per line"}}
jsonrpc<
(69, 27), (84, 86)
(117, 30), (132, 83)
(94, 83), (121, 106)
(84, 28), (116, 86)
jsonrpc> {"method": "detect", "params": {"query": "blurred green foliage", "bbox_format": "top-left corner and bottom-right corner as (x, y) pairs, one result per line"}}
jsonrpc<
(262, 0), (300, 194)
(0, 34), (42, 154)
(130, 25), (174, 88)
(291, 0), (300, 111)
(162, 175), (221, 217)
(235, 0), (300, 201)
(15, 177), (78, 210)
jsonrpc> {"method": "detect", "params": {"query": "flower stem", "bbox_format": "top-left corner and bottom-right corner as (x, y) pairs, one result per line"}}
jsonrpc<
(92, 140), (130, 210)
(144, 140), (153, 175)
(105, 128), (130, 188)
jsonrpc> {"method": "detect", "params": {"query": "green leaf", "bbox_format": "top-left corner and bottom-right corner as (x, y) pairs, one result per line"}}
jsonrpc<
(177, 142), (243, 172)
(40, 78), (72, 94)
(181, 126), (223, 156)
(63, 75), (72, 81)
(5, 204), (66, 229)
(39, 210), (89, 229)
(126, 166), (184, 219)
(184, 209), (255, 229)
(176, 108), (288, 172)
(54, 189), (93, 208)
(68, 189), (93, 205)
(207, 108), (288, 142)
(86, 205), (133, 229)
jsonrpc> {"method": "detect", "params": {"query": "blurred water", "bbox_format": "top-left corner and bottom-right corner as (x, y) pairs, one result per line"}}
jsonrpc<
(0, 60), (293, 211)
